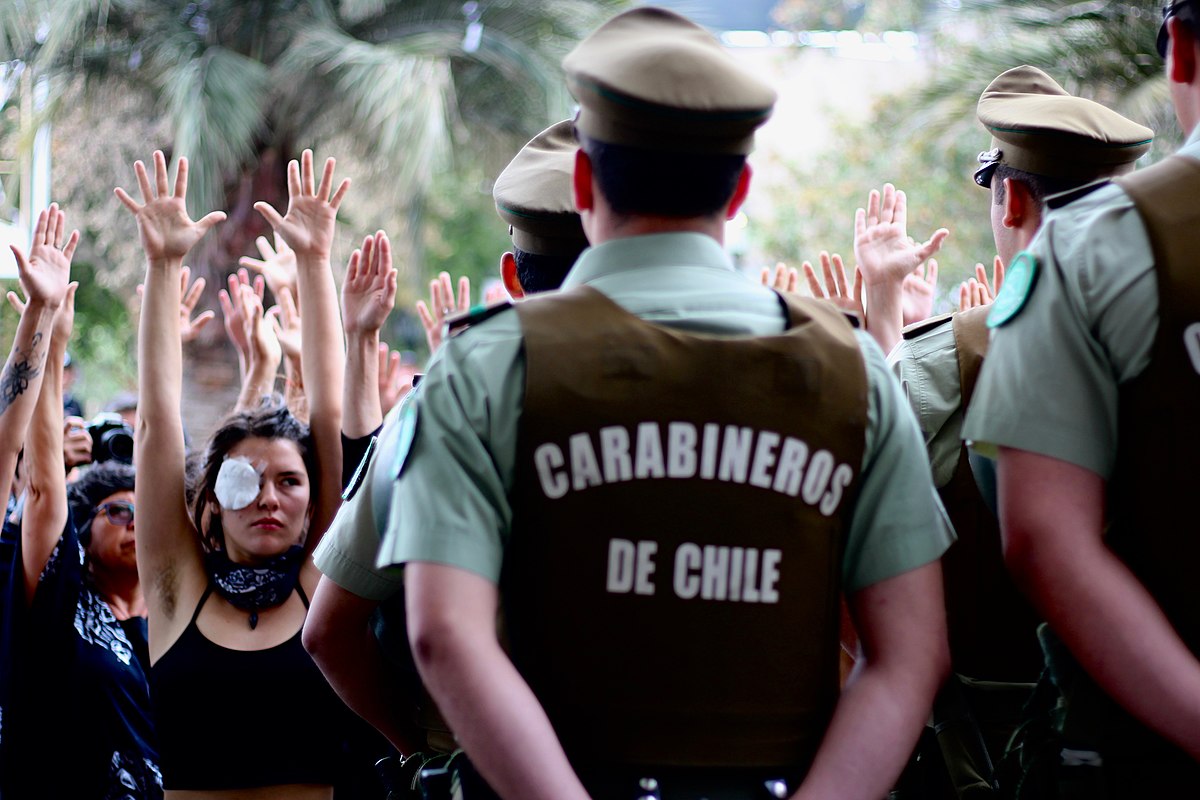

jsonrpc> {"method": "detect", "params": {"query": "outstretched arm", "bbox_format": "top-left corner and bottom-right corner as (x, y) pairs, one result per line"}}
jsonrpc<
(341, 231), (397, 438)
(303, 577), (422, 755)
(793, 561), (950, 800)
(406, 562), (591, 800)
(0, 205), (74, 507)
(998, 447), (1200, 759)
(21, 282), (76, 604)
(254, 150), (348, 554)
(118, 151), (225, 634)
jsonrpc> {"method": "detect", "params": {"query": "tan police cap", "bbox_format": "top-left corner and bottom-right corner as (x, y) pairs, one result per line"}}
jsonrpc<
(974, 65), (1153, 187)
(493, 120), (587, 258)
(562, 7), (777, 155)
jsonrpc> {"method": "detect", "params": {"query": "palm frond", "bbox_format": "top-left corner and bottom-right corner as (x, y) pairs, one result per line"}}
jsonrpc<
(161, 46), (269, 216)
(275, 23), (455, 193)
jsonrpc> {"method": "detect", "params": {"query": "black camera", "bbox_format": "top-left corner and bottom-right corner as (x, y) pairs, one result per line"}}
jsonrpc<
(85, 413), (135, 464)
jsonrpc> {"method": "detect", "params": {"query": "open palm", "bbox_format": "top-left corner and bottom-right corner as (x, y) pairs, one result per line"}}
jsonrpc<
(115, 152), (225, 262)
(255, 150), (349, 260)
(854, 184), (947, 288)
(10, 203), (77, 307)
(341, 231), (397, 336)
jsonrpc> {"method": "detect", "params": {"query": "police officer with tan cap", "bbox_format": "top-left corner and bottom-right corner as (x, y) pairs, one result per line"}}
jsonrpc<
(493, 119), (588, 299)
(302, 119), (588, 796)
(382, 8), (952, 800)
(890, 65), (1153, 797)
(963, 5), (1200, 794)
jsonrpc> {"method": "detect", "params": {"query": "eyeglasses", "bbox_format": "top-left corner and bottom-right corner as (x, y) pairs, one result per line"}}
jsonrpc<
(1159, 1), (1197, 58)
(96, 501), (135, 527)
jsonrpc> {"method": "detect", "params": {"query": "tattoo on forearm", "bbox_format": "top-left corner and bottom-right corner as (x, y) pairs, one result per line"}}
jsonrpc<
(0, 332), (45, 417)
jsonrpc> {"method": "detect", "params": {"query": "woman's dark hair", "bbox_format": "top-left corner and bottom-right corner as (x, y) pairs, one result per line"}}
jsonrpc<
(190, 396), (316, 552)
(68, 462), (136, 547)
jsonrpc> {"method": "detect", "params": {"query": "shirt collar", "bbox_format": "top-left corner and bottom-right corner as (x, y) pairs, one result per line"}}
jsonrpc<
(561, 232), (734, 289)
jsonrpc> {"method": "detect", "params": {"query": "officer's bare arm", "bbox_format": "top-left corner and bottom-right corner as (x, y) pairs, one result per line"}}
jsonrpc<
(793, 560), (950, 800)
(998, 447), (1200, 760)
(303, 576), (421, 755)
(405, 562), (591, 800)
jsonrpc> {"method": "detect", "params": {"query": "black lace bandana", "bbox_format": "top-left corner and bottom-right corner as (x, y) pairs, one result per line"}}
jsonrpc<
(204, 545), (304, 629)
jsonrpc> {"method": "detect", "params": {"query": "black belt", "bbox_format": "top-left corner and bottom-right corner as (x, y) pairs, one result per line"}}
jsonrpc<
(575, 765), (801, 800)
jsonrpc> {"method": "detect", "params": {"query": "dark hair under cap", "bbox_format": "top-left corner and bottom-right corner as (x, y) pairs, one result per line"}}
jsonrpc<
(68, 461), (136, 546)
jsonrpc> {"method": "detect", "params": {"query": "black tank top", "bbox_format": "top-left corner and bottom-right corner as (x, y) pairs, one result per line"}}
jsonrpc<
(148, 585), (350, 790)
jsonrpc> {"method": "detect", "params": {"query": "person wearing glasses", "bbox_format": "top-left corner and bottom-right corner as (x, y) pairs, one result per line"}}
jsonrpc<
(5, 208), (162, 798)
(963, 1), (1200, 794)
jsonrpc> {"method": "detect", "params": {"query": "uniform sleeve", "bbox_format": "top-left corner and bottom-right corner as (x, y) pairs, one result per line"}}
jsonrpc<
(843, 331), (955, 593)
(963, 191), (1157, 479)
(312, 465), (402, 601)
(889, 324), (964, 489)
(376, 321), (525, 583)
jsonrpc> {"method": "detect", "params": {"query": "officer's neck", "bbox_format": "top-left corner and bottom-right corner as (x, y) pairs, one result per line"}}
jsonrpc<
(587, 208), (726, 247)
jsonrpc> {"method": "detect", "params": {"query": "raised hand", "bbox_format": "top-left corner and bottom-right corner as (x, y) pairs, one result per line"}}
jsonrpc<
(218, 269), (264, 367)
(378, 344), (415, 417)
(254, 150), (350, 261)
(802, 252), (865, 320)
(10, 203), (77, 309)
(115, 151), (225, 263)
(341, 231), (398, 337)
(956, 257), (1005, 312)
(138, 265), (215, 343)
(900, 259), (938, 326)
(761, 262), (799, 293)
(415, 272), (471, 355)
(240, 233), (298, 303)
(238, 281), (281, 374)
(268, 286), (303, 363)
(853, 184), (948, 289)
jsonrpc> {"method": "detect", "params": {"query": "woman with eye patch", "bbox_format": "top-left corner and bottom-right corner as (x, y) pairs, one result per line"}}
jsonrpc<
(5, 206), (164, 799)
(118, 150), (355, 800)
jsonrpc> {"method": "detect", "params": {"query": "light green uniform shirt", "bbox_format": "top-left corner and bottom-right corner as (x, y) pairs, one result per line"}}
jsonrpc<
(378, 232), (952, 593)
(889, 318), (963, 489)
(312, 401), (407, 601)
(964, 129), (1200, 477)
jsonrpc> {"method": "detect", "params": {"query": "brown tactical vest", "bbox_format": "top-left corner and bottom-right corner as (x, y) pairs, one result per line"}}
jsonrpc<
(935, 307), (1043, 682)
(1111, 157), (1200, 658)
(506, 286), (868, 772)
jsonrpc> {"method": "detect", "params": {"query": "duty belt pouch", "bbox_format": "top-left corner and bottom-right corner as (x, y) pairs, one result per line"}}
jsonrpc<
(998, 625), (1109, 800)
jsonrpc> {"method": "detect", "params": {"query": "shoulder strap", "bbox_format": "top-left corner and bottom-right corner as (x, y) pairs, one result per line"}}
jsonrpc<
(296, 583), (310, 610)
(1115, 156), (1200, 330)
(952, 306), (991, 408)
(190, 585), (214, 626)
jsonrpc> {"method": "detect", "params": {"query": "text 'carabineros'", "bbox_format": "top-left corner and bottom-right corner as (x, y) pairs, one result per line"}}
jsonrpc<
(532, 421), (854, 516)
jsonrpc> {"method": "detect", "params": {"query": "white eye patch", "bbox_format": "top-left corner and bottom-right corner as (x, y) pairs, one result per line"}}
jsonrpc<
(214, 456), (264, 511)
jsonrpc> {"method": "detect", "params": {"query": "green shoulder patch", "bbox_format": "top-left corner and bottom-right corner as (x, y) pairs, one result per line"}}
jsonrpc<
(447, 301), (514, 338)
(987, 251), (1039, 328)
(391, 393), (420, 480)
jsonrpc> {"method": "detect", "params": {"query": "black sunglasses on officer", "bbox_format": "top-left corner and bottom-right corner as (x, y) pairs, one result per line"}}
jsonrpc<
(1159, 0), (1199, 58)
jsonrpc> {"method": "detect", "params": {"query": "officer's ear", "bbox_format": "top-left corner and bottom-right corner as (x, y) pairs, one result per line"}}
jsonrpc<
(573, 149), (595, 213)
(500, 252), (525, 299)
(1169, 17), (1200, 84)
(725, 162), (753, 221)
(1001, 177), (1029, 229)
